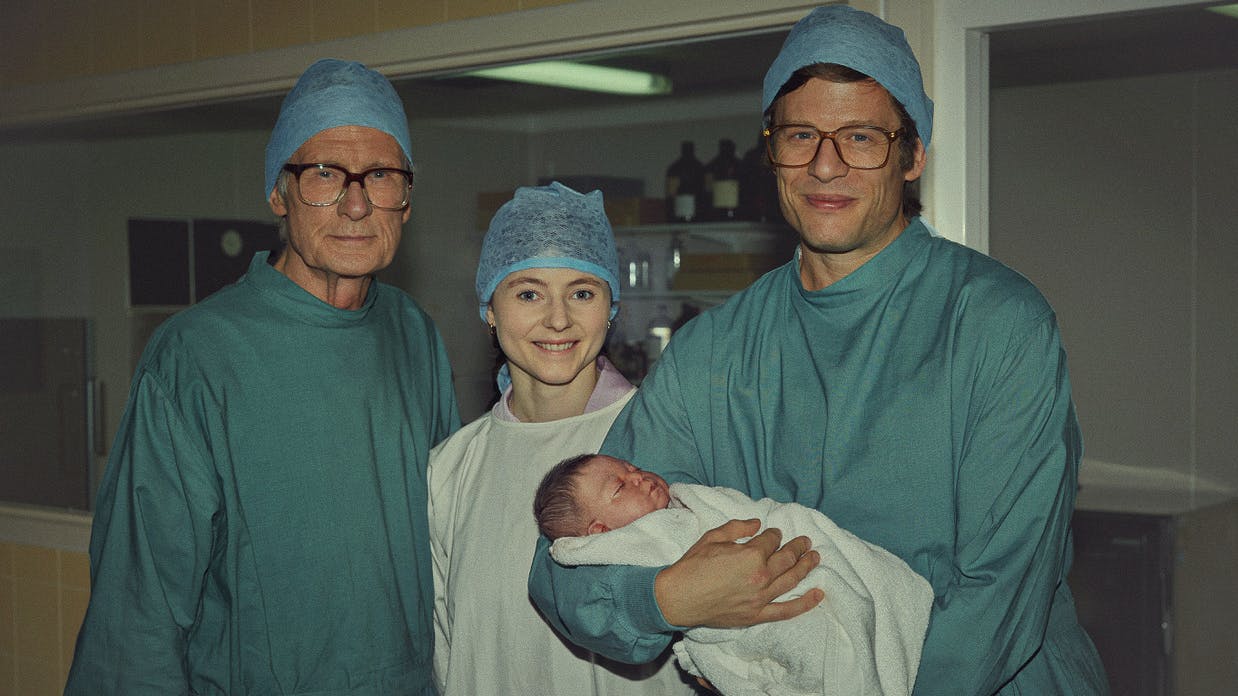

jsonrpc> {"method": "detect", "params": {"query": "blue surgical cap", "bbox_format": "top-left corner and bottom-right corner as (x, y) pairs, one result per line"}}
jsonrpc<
(763, 5), (934, 151)
(475, 181), (620, 323)
(264, 58), (414, 200)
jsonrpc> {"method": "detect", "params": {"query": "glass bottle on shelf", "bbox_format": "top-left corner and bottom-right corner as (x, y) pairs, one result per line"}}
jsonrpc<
(633, 248), (651, 290)
(739, 134), (781, 223)
(707, 138), (741, 221)
(645, 303), (674, 362)
(666, 233), (684, 287)
(617, 243), (650, 291)
(665, 140), (705, 223)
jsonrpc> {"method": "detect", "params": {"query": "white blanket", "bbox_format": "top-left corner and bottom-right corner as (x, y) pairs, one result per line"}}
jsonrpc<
(551, 483), (933, 696)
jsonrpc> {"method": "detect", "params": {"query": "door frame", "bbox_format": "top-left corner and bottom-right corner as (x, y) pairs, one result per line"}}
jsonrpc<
(928, 0), (1200, 251)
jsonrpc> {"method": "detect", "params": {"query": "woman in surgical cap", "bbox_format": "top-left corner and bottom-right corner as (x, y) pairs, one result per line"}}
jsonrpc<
(426, 182), (694, 695)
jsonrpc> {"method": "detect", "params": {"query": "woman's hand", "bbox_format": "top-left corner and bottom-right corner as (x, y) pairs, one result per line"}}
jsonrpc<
(654, 519), (823, 628)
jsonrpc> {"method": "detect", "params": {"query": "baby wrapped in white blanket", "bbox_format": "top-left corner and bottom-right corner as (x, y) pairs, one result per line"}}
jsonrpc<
(548, 479), (934, 696)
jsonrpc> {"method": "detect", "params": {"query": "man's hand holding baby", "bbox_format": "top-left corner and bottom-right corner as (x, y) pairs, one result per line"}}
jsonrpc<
(653, 519), (824, 628)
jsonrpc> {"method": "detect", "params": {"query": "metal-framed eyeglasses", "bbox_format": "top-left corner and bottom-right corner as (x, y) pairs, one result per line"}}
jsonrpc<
(763, 124), (904, 170)
(282, 163), (414, 210)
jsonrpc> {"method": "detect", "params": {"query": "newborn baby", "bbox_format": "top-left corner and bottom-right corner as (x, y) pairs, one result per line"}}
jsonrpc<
(534, 453), (934, 696)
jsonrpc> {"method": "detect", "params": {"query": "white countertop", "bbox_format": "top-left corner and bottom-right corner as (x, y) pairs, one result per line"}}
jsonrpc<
(1075, 458), (1235, 516)
(0, 502), (92, 553)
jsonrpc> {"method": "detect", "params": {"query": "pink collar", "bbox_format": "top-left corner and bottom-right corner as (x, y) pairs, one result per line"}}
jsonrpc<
(494, 356), (634, 423)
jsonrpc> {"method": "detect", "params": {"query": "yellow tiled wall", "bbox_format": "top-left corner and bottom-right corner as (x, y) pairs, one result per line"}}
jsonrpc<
(0, 542), (90, 696)
(0, 0), (576, 88)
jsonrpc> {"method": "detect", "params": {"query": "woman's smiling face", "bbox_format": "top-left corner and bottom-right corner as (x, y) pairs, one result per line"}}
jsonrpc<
(486, 267), (612, 392)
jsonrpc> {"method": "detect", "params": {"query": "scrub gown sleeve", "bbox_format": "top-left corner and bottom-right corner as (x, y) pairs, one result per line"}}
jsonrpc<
(427, 441), (457, 692)
(65, 370), (221, 695)
(527, 536), (675, 663)
(914, 310), (1082, 695)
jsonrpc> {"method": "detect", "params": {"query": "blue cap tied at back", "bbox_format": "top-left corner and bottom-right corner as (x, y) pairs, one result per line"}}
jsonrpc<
(762, 5), (934, 151)
(264, 58), (414, 200)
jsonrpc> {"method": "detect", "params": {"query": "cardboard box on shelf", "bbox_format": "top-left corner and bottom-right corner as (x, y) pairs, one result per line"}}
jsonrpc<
(671, 270), (767, 290)
(678, 253), (782, 273)
(606, 197), (666, 226)
(672, 253), (783, 290)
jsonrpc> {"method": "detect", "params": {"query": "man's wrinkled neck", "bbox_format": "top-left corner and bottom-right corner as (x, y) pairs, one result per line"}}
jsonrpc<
(273, 249), (373, 310)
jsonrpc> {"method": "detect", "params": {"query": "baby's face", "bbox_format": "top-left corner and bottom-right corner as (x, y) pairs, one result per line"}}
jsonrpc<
(578, 456), (671, 534)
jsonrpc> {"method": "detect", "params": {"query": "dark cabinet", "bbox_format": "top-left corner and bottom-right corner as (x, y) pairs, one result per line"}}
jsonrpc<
(0, 318), (92, 510)
(1069, 510), (1173, 696)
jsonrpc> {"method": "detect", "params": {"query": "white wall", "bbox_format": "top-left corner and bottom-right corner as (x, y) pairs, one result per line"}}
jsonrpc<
(0, 142), (93, 317)
(989, 68), (1238, 512)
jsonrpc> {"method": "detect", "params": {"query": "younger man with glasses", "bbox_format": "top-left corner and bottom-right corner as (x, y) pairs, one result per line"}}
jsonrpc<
(67, 59), (460, 695)
(531, 6), (1109, 694)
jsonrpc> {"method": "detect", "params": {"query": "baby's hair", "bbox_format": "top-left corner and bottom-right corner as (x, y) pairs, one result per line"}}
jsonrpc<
(533, 453), (601, 540)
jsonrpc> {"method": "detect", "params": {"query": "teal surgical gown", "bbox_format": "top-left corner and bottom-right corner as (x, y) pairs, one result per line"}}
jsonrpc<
(66, 252), (460, 696)
(530, 220), (1109, 695)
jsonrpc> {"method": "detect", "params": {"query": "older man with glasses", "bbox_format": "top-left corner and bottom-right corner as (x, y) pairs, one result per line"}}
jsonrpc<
(531, 6), (1109, 694)
(66, 59), (460, 696)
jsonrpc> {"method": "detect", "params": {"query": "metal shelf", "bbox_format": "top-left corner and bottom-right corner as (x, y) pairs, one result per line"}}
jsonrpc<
(614, 221), (788, 250)
(613, 220), (786, 235)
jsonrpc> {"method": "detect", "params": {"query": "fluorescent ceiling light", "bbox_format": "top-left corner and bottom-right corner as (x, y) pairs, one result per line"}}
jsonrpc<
(1207, 3), (1238, 19)
(464, 61), (672, 96)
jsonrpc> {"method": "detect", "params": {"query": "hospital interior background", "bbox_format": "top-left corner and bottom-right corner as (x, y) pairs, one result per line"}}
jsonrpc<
(1, 1), (1235, 694)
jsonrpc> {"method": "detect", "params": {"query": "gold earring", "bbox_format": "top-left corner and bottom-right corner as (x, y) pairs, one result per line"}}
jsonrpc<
(488, 323), (496, 336)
